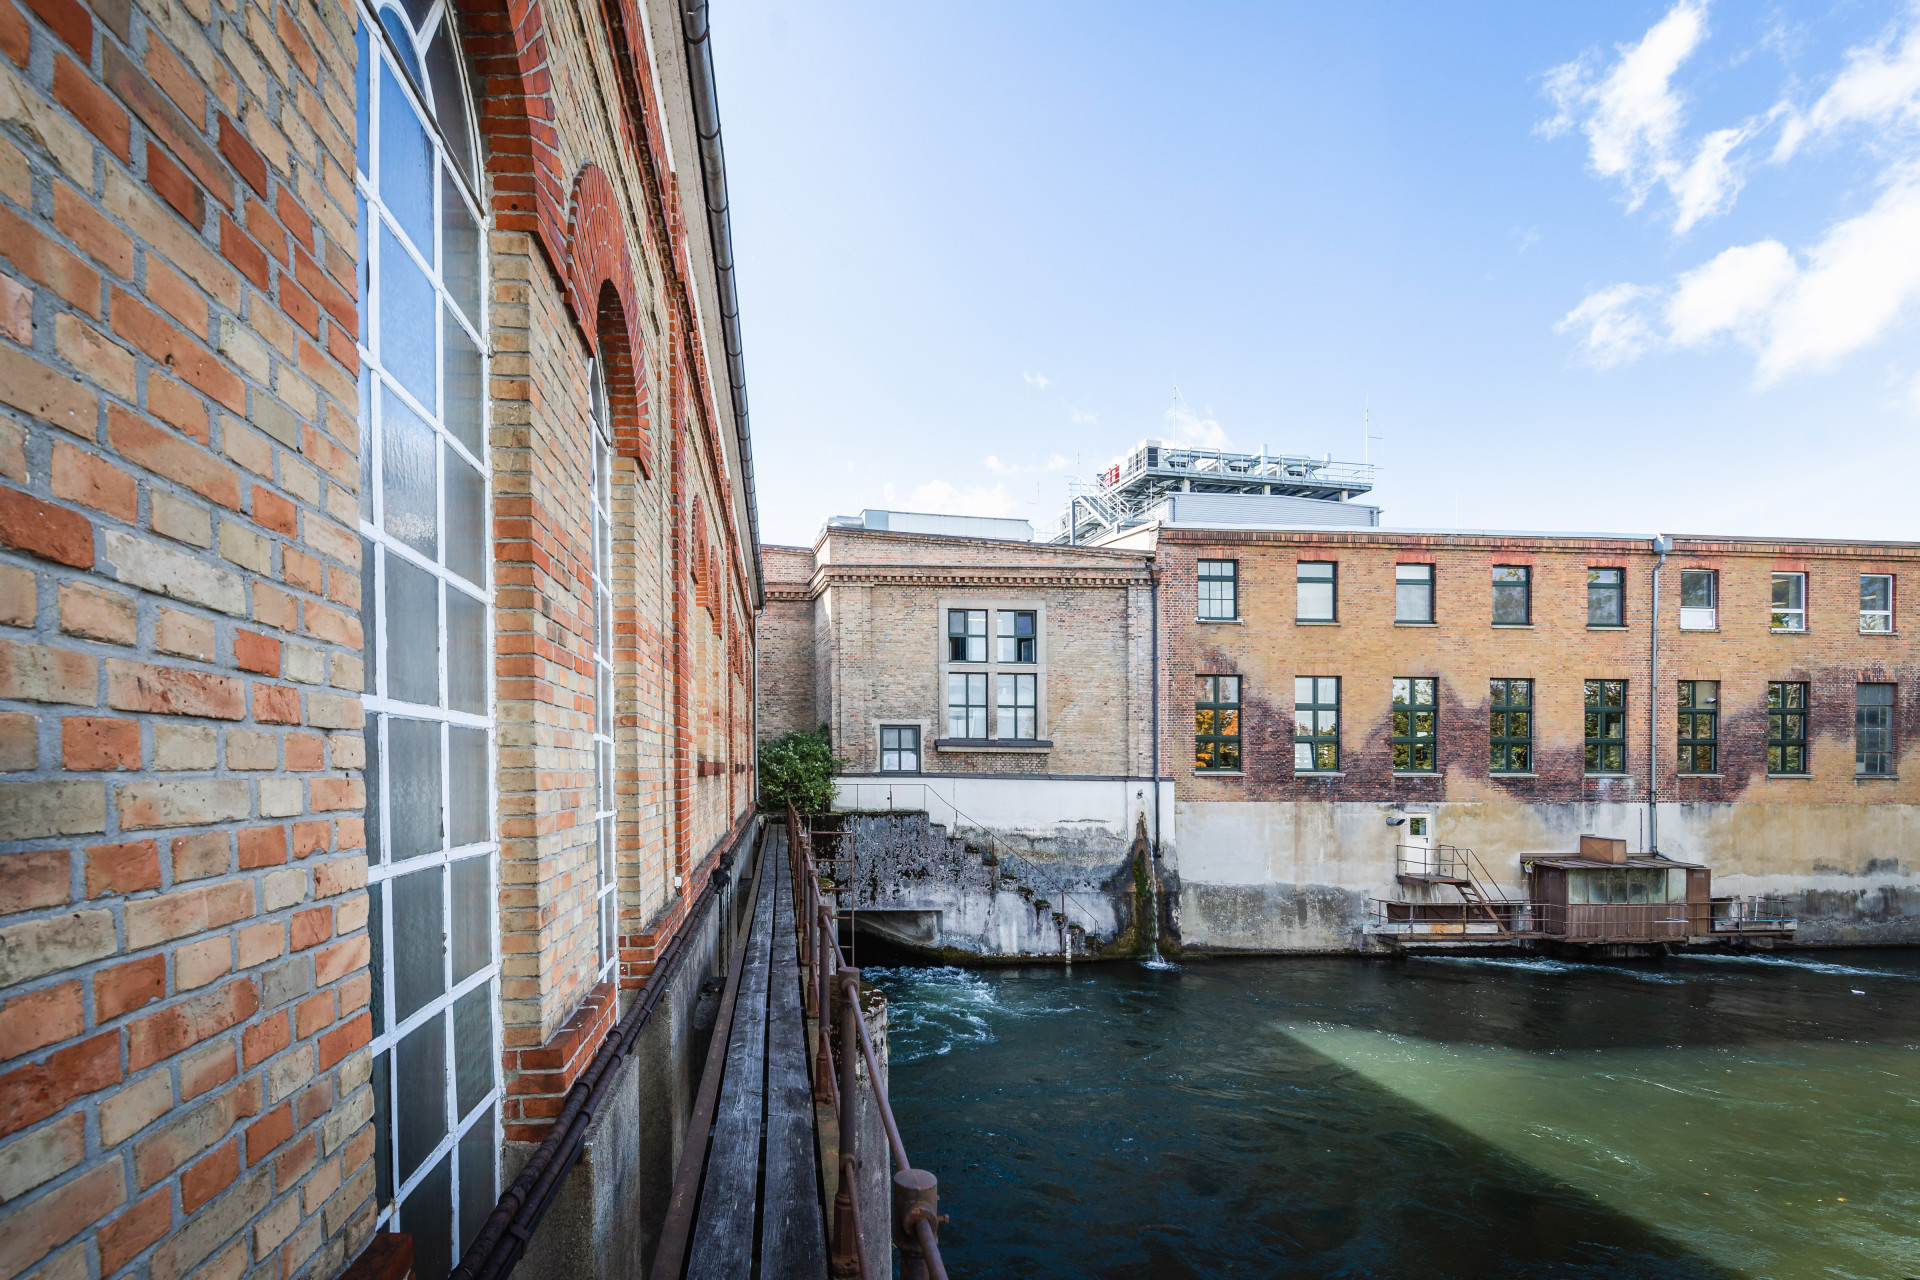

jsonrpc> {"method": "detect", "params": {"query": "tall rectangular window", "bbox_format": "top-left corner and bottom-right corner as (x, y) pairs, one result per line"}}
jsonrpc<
(1767, 682), (1807, 774)
(1676, 680), (1718, 774)
(1588, 568), (1624, 626)
(1857, 684), (1895, 775)
(1861, 574), (1894, 633)
(1491, 566), (1530, 625)
(589, 364), (616, 977)
(1395, 564), (1434, 623)
(1679, 569), (1717, 630)
(1198, 560), (1238, 620)
(947, 672), (988, 738)
(1489, 678), (1532, 773)
(996, 610), (1036, 662)
(880, 726), (920, 773)
(1391, 677), (1438, 771)
(1771, 572), (1807, 632)
(1584, 679), (1627, 773)
(997, 673), (1037, 739)
(1296, 561), (1336, 622)
(1294, 677), (1339, 772)
(1195, 676), (1241, 771)
(947, 609), (986, 662)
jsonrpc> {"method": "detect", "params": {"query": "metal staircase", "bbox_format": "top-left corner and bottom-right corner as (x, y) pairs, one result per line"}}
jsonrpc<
(1396, 843), (1515, 938)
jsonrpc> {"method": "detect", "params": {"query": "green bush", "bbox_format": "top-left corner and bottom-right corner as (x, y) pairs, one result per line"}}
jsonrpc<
(758, 727), (844, 814)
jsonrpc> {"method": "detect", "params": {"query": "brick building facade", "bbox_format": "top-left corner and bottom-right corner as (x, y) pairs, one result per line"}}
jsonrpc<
(0, 0), (760, 1278)
(762, 512), (1920, 956)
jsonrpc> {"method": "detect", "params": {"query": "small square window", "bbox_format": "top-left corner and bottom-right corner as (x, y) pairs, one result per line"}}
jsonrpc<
(1395, 564), (1434, 623)
(947, 609), (987, 662)
(1771, 572), (1807, 632)
(1296, 561), (1336, 622)
(1857, 683), (1895, 775)
(1195, 675), (1241, 771)
(1587, 569), (1624, 627)
(1676, 680), (1718, 773)
(1679, 569), (1717, 631)
(1294, 676), (1339, 771)
(1861, 574), (1894, 633)
(1490, 678), (1532, 773)
(880, 726), (920, 773)
(996, 610), (1037, 663)
(1391, 677), (1438, 771)
(1584, 679), (1627, 773)
(1199, 561), (1238, 620)
(1491, 566), (1530, 625)
(996, 673), (1037, 740)
(1767, 682), (1807, 774)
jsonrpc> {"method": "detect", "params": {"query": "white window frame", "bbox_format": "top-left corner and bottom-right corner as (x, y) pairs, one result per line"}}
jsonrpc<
(1861, 573), (1894, 633)
(1679, 568), (1717, 631)
(356, 0), (500, 1265)
(1771, 571), (1807, 633)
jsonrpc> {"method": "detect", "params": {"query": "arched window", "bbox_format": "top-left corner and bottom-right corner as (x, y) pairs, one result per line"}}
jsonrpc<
(589, 362), (616, 978)
(354, 3), (494, 1277)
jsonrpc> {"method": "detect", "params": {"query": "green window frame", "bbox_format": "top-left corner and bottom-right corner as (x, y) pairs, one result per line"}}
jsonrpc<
(1588, 568), (1625, 626)
(1296, 561), (1336, 622)
(1857, 683), (1895, 776)
(1492, 566), (1530, 625)
(995, 610), (1037, 662)
(1391, 677), (1438, 771)
(947, 609), (986, 662)
(1395, 564), (1434, 623)
(1294, 677), (1339, 772)
(1676, 680), (1718, 773)
(880, 726), (920, 773)
(1195, 675), (1241, 771)
(1767, 681), (1807, 775)
(1489, 678), (1532, 773)
(1584, 679), (1627, 773)
(1199, 560), (1238, 620)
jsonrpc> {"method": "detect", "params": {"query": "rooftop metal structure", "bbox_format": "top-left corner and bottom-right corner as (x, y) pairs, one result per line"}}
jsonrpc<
(1052, 440), (1376, 544)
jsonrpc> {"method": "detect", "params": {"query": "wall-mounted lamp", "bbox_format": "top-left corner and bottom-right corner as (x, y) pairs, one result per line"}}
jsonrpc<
(1384, 814), (1407, 828)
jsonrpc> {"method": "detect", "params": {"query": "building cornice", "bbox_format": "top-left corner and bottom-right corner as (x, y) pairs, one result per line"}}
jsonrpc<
(802, 563), (1154, 598)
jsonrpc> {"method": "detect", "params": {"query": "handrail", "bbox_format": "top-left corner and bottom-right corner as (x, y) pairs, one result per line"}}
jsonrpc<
(834, 779), (1100, 942)
(788, 801), (949, 1280)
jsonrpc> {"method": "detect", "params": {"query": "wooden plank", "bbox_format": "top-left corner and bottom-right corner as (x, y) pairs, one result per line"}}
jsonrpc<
(759, 834), (828, 1277)
(651, 828), (770, 1280)
(686, 843), (777, 1280)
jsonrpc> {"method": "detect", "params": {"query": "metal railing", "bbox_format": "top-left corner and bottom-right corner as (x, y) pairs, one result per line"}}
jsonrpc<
(789, 802), (950, 1280)
(1711, 896), (1798, 933)
(833, 780), (1098, 959)
(1368, 899), (1528, 935)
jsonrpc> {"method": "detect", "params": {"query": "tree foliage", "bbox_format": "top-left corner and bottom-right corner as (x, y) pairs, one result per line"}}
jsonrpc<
(758, 727), (844, 814)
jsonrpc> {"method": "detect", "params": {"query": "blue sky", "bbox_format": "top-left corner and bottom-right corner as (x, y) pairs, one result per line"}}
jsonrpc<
(711, 2), (1920, 548)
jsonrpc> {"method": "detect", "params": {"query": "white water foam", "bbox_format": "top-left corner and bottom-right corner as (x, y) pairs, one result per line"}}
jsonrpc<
(1413, 955), (1684, 983)
(1676, 953), (1915, 980)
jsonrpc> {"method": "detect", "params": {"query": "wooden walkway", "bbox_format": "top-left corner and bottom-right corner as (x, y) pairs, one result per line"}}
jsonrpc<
(679, 825), (827, 1280)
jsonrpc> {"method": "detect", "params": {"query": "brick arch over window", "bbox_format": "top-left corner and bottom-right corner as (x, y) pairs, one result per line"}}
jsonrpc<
(453, 0), (567, 268)
(570, 164), (651, 474)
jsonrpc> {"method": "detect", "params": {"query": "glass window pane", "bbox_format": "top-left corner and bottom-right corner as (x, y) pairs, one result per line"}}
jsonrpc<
(450, 853), (489, 983)
(385, 554), (440, 706)
(453, 982), (492, 1118)
(380, 228), (439, 414)
(392, 863), (445, 1022)
(388, 718), (444, 861)
(424, 27), (474, 185)
(447, 586), (486, 715)
(448, 726), (487, 849)
(443, 306), (483, 457)
(402, 1148), (453, 1280)
(379, 64), (434, 255)
(366, 713), (385, 864)
(445, 446), (484, 585)
(1318, 678), (1337, 703)
(373, 1050), (393, 1206)
(356, 22), (371, 179)
(368, 879), (387, 1034)
(1681, 570), (1714, 608)
(382, 385), (439, 556)
(1294, 677), (1312, 705)
(457, 1105), (496, 1256)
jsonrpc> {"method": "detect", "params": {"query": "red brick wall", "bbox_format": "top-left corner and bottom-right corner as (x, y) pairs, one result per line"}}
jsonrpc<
(0, 0), (377, 1276)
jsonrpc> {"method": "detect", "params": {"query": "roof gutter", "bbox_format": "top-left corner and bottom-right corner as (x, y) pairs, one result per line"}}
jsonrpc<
(678, 0), (763, 600)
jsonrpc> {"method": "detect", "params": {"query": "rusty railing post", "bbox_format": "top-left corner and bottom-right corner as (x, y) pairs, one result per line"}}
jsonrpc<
(828, 967), (864, 1276)
(813, 906), (835, 1102)
(893, 1168), (940, 1280)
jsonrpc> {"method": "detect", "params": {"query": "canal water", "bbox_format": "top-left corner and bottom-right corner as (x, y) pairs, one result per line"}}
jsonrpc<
(866, 950), (1920, 1279)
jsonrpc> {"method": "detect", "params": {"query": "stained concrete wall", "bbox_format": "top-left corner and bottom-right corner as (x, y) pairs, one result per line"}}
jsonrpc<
(1169, 800), (1920, 952)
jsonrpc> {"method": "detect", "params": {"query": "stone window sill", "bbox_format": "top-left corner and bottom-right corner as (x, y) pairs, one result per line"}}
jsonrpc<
(1585, 772), (1633, 778)
(1295, 618), (1340, 626)
(1194, 770), (1245, 777)
(1855, 774), (1900, 782)
(1769, 629), (1809, 636)
(1391, 771), (1439, 778)
(1491, 772), (1538, 779)
(1395, 620), (1437, 627)
(1767, 773), (1814, 780)
(934, 738), (1052, 753)
(1492, 623), (1533, 630)
(1587, 625), (1629, 632)
(1678, 773), (1723, 779)
(1861, 629), (1899, 637)
(1296, 770), (1346, 778)
(1197, 616), (1244, 624)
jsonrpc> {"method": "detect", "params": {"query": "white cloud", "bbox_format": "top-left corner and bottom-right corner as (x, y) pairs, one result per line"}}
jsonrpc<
(1022, 371), (1050, 390)
(1541, 1), (1757, 232)
(1069, 407), (1097, 425)
(1775, 5), (1920, 160)
(1555, 283), (1661, 368)
(884, 479), (1019, 518)
(1045, 454), (1070, 470)
(1164, 401), (1230, 449)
